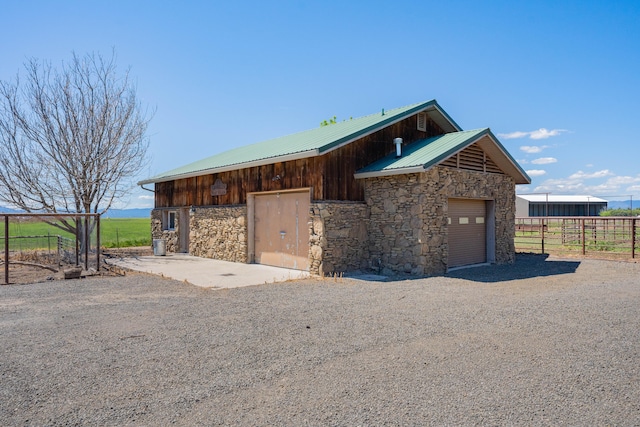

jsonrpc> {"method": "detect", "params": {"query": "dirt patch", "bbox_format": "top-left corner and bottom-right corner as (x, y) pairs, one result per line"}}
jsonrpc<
(1, 246), (153, 285)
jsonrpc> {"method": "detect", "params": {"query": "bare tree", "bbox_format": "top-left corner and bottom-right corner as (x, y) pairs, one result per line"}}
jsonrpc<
(0, 51), (151, 241)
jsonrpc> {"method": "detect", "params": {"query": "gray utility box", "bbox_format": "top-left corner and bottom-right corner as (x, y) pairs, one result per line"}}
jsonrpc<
(153, 239), (166, 256)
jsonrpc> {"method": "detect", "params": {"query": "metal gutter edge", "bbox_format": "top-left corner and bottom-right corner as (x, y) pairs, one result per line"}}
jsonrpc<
(137, 149), (319, 185)
(354, 166), (425, 179)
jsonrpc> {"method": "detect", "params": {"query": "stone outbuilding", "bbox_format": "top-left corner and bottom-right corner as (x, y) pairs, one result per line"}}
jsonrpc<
(139, 100), (530, 276)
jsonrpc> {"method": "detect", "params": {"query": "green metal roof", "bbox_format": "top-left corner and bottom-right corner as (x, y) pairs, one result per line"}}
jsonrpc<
(354, 128), (531, 184)
(139, 99), (460, 184)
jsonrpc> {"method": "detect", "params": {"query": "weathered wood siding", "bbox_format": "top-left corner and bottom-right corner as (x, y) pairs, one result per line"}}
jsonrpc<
(154, 114), (445, 207)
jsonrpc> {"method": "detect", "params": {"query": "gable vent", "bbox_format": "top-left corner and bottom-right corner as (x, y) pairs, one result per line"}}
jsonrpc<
(417, 112), (427, 131)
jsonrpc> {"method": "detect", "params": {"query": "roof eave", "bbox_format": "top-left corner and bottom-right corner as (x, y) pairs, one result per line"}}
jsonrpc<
(431, 102), (462, 132)
(354, 166), (426, 179)
(138, 149), (319, 185)
(477, 130), (531, 184)
(354, 128), (532, 183)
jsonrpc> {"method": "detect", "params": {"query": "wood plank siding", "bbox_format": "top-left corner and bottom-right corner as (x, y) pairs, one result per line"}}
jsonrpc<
(440, 140), (505, 175)
(154, 114), (445, 207)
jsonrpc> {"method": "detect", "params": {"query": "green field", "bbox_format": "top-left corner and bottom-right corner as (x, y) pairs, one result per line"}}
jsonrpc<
(99, 218), (152, 248)
(1, 218), (151, 249)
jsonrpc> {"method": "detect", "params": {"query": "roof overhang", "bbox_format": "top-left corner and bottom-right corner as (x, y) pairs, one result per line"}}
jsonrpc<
(354, 130), (531, 184)
(138, 100), (464, 185)
(354, 166), (426, 179)
(137, 149), (319, 185)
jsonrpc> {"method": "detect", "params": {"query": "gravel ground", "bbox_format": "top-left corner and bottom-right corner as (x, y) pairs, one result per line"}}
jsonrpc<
(1, 254), (639, 426)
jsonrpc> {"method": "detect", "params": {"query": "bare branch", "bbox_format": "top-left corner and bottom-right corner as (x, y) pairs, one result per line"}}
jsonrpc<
(0, 50), (152, 241)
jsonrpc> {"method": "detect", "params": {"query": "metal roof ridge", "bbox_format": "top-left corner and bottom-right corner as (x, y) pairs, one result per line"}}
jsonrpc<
(138, 99), (452, 185)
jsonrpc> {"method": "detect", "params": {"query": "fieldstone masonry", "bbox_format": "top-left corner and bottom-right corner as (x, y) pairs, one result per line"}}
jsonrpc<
(365, 166), (516, 275)
(309, 201), (369, 275)
(189, 206), (247, 262)
(151, 167), (515, 276)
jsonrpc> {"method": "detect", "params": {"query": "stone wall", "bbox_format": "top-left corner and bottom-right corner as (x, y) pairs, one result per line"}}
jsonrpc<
(189, 206), (247, 262)
(365, 167), (516, 275)
(151, 209), (179, 252)
(152, 167), (515, 277)
(309, 201), (369, 275)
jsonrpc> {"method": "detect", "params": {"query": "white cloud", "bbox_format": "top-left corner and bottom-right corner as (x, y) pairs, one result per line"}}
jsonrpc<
(499, 128), (567, 140)
(568, 170), (613, 180)
(605, 175), (640, 185)
(531, 157), (557, 165)
(499, 131), (529, 139)
(530, 128), (567, 140)
(526, 169), (547, 177)
(520, 145), (548, 154)
(138, 194), (154, 200)
(532, 171), (640, 196)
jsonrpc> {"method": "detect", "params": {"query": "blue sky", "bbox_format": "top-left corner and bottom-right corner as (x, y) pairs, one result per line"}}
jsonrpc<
(2, 0), (639, 208)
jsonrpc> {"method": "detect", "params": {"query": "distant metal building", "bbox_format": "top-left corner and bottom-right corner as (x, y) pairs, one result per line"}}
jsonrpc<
(516, 195), (608, 217)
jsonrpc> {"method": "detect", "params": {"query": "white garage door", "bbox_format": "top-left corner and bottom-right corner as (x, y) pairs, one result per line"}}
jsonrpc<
(254, 191), (310, 271)
(448, 198), (487, 268)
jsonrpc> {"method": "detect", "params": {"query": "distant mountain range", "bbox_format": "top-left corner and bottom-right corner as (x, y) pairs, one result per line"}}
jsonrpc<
(103, 208), (151, 218)
(0, 207), (151, 218)
(606, 200), (636, 210)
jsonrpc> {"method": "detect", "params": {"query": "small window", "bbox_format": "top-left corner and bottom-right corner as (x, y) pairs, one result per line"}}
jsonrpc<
(163, 210), (176, 230)
(459, 217), (469, 224)
(476, 217), (485, 224)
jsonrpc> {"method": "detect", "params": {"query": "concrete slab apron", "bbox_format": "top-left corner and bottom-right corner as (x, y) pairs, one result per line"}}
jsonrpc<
(107, 254), (309, 289)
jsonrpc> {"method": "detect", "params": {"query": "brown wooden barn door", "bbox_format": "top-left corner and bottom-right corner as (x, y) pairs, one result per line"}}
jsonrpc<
(448, 198), (487, 268)
(254, 191), (310, 270)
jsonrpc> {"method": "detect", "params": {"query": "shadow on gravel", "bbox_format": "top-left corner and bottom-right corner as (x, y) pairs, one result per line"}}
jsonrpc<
(445, 253), (580, 283)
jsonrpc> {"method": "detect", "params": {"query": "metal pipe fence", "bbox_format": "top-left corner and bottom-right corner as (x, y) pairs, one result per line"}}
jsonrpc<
(516, 217), (638, 259)
(1, 213), (101, 285)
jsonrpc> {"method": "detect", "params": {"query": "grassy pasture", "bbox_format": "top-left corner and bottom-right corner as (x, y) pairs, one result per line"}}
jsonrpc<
(0, 217), (151, 249)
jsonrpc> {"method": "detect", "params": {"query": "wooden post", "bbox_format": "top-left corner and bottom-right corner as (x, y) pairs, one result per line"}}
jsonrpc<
(4, 215), (8, 285)
(581, 218), (586, 255)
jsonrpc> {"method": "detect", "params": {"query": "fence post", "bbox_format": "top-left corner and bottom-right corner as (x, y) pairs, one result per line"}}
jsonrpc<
(75, 215), (80, 266)
(57, 235), (61, 268)
(633, 218), (636, 259)
(581, 218), (586, 255)
(84, 215), (89, 271)
(541, 217), (545, 254)
(96, 214), (100, 272)
(4, 215), (8, 285)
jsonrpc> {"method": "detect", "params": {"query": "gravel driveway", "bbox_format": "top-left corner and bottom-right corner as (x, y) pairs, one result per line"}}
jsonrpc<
(1, 254), (639, 426)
